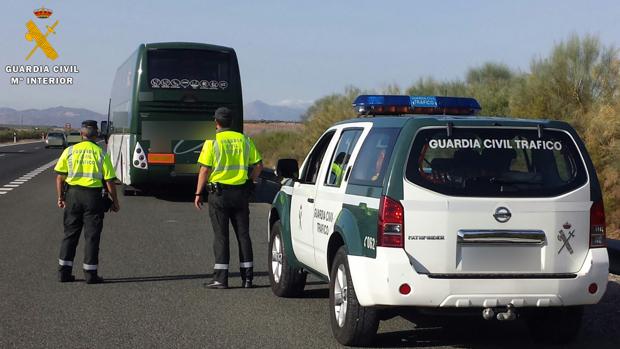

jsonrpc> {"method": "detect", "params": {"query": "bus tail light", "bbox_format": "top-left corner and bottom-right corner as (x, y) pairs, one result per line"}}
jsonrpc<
(378, 195), (404, 248)
(589, 200), (606, 248)
(148, 153), (175, 165)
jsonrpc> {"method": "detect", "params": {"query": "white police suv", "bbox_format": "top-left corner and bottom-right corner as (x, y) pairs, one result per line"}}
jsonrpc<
(267, 95), (609, 346)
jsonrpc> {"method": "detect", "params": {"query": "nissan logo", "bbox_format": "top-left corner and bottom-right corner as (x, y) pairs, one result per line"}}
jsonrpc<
(493, 207), (512, 223)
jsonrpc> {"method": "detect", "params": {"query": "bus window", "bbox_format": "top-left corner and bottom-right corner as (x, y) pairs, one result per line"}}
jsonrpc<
(148, 49), (230, 90)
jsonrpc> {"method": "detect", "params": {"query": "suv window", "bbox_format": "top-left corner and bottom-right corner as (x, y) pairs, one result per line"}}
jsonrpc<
(349, 128), (400, 187)
(405, 127), (587, 197)
(300, 130), (335, 184)
(325, 128), (362, 187)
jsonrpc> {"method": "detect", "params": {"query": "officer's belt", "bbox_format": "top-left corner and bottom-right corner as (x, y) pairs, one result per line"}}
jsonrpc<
(213, 182), (249, 190)
(66, 184), (102, 191)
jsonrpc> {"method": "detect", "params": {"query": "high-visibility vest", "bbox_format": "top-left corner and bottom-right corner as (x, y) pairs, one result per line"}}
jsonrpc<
(54, 141), (116, 188)
(197, 130), (262, 185)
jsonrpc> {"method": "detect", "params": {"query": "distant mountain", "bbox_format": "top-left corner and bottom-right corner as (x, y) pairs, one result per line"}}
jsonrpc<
(244, 100), (309, 121)
(0, 107), (106, 127)
(0, 101), (308, 126)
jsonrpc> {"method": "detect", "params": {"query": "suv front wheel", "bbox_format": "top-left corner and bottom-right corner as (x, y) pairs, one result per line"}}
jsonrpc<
(268, 220), (307, 297)
(329, 246), (379, 346)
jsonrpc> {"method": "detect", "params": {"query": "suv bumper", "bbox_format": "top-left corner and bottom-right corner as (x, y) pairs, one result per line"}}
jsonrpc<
(348, 247), (609, 308)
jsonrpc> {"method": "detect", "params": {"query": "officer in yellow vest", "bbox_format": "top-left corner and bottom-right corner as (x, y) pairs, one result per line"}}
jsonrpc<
(194, 107), (263, 289)
(54, 120), (119, 284)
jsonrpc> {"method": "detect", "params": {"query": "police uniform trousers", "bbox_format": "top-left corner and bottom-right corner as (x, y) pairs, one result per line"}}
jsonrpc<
(58, 186), (104, 271)
(208, 184), (253, 284)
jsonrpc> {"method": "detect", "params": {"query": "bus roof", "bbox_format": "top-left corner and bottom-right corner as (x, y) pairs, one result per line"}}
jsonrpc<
(143, 42), (236, 53)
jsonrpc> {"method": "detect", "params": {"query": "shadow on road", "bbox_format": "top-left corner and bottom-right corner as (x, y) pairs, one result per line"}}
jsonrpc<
(146, 177), (281, 204)
(104, 271), (269, 284)
(293, 280), (620, 348)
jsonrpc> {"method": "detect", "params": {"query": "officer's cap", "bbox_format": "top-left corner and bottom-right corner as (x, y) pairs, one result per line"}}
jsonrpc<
(214, 107), (233, 122)
(81, 120), (98, 129)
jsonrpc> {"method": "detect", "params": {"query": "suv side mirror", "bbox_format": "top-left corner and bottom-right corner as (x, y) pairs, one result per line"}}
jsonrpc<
(276, 158), (299, 179)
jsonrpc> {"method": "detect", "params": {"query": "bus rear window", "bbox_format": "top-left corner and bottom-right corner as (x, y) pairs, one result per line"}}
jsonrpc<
(405, 128), (587, 197)
(147, 49), (230, 90)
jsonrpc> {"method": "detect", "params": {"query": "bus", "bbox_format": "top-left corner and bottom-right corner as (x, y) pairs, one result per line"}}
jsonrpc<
(106, 42), (243, 193)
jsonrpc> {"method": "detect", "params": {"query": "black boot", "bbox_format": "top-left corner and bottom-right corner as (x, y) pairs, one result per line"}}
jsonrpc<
(241, 267), (253, 288)
(58, 266), (75, 283)
(84, 270), (104, 284)
(204, 269), (228, 289)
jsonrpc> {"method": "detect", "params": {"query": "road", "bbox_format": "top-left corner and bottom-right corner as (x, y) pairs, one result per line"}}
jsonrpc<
(1, 144), (619, 348)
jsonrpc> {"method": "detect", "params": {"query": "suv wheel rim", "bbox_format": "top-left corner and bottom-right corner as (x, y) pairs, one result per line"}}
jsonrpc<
(271, 235), (283, 283)
(333, 264), (348, 327)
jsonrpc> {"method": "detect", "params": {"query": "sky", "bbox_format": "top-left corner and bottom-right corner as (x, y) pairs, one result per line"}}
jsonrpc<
(1, 0), (619, 114)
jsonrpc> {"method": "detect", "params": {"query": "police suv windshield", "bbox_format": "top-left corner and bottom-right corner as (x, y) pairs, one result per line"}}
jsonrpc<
(405, 127), (587, 197)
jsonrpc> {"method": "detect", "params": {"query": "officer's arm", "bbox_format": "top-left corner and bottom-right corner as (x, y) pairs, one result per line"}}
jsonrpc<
(250, 161), (263, 182)
(105, 181), (119, 211)
(56, 174), (66, 205)
(196, 166), (211, 195)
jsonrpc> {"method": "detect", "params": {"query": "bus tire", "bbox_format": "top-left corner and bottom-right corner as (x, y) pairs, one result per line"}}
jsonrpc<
(268, 221), (306, 297)
(329, 246), (379, 347)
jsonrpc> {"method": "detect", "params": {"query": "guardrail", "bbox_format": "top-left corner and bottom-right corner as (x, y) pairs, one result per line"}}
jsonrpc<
(608, 239), (620, 275)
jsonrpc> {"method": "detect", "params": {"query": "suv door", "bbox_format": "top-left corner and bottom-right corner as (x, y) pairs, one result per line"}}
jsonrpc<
(290, 130), (336, 268)
(313, 126), (367, 276)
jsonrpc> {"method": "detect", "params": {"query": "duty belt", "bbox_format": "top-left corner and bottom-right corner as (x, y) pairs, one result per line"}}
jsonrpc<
(66, 184), (103, 191)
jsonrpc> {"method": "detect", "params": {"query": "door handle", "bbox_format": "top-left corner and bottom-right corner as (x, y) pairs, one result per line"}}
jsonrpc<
(307, 198), (314, 203)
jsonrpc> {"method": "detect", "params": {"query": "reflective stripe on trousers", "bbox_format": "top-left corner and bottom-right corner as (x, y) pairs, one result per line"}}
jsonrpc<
(83, 263), (97, 270)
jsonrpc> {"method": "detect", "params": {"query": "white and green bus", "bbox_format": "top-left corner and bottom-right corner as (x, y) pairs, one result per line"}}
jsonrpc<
(106, 42), (243, 193)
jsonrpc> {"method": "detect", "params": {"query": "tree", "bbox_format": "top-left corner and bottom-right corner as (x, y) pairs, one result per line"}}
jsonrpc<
(510, 34), (620, 129)
(465, 62), (516, 116)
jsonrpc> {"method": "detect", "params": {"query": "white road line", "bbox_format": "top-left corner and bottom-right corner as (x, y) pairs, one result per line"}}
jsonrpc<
(34, 147), (40, 149)
(0, 160), (57, 197)
(18, 150), (25, 152)
(0, 154), (5, 157)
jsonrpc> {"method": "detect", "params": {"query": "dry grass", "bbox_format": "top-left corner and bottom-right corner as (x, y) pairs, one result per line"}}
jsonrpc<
(244, 121), (304, 137)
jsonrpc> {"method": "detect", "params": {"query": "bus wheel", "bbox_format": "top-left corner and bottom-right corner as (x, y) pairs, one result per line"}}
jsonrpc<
(122, 185), (139, 196)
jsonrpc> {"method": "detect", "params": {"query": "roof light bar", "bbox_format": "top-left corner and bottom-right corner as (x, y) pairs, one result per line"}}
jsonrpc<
(353, 95), (481, 116)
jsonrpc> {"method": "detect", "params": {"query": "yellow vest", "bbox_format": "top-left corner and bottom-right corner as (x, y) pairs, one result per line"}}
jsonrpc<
(197, 130), (262, 185)
(54, 141), (116, 188)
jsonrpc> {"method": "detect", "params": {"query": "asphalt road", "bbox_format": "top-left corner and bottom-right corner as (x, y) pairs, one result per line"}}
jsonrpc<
(1, 146), (619, 348)
(0, 141), (60, 185)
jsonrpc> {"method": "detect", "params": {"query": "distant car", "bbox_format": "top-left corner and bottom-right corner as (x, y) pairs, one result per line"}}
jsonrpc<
(45, 132), (66, 148)
(66, 131), (82, 146)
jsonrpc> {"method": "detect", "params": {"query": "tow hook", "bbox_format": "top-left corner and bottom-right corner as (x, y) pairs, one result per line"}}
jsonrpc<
(482, 304), (517, 321)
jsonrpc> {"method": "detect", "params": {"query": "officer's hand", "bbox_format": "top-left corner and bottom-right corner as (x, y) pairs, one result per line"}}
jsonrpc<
(194, 195), (203, 210)
(111, 201), (120, 212)
(57, 199), (65, 209)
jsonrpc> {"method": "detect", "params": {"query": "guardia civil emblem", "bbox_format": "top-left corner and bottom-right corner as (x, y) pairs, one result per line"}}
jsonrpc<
(557, 222), (575, 255)
(25, 6), (59, 61)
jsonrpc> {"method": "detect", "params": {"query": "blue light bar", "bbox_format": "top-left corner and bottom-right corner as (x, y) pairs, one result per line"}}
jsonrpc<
(353, 95), (481, 116)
